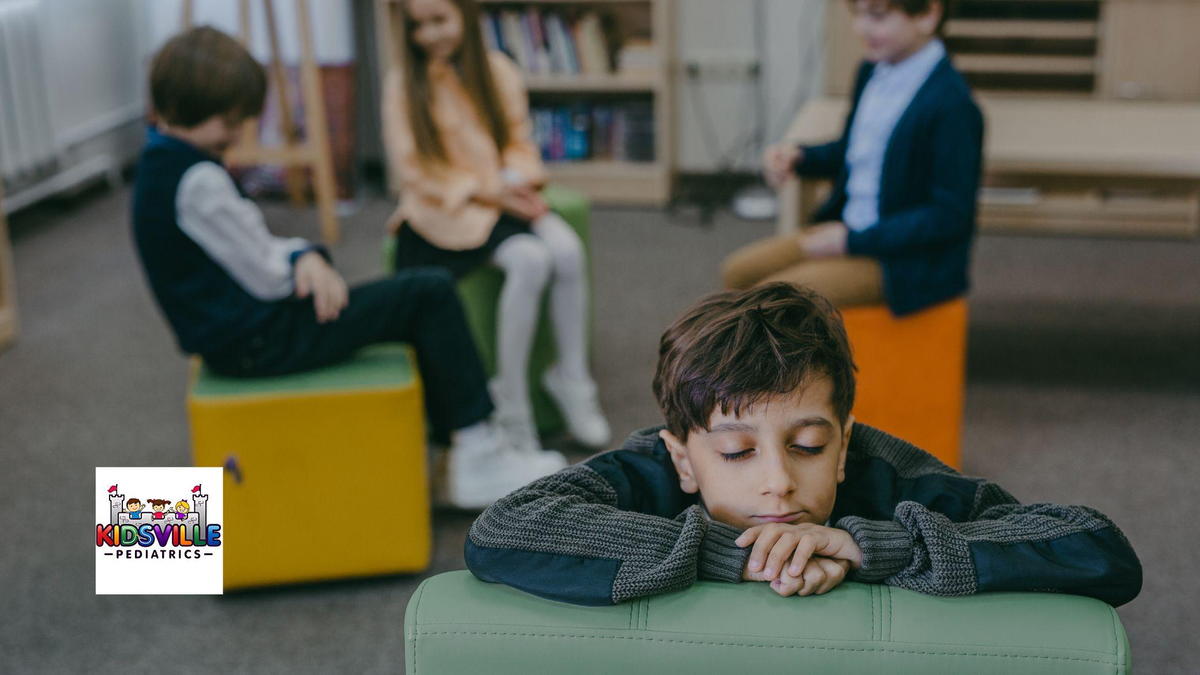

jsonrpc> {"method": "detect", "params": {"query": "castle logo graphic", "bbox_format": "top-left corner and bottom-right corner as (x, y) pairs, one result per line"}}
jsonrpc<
(95, 467), (223, 595)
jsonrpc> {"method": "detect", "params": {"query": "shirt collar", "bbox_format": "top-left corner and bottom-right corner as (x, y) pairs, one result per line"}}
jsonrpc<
(873, 38), (945, 80)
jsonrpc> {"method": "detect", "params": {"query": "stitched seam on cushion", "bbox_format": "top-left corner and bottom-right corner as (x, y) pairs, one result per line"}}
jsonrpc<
(411, 632), (1123, 664)
(412, 582), (427, 674)
(887, 586), (893, 643)
(1109, 606), (1121, 675)
(873, 583), (883, 638)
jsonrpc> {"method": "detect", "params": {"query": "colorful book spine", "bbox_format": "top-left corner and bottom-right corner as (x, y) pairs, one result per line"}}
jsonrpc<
(531, 102), (654, 164)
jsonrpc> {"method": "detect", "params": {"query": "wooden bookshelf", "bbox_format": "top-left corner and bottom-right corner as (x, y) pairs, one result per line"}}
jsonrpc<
(375, 0), (675, 206)
(0, 179), (18, 352)
(825, 0), (1200, 100)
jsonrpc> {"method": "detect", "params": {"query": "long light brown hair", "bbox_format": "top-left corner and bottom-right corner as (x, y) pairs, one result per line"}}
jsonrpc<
(401, 0), (509, 164)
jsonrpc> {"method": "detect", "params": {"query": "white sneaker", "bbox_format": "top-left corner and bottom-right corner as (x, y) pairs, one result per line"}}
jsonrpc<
(444, 431), (566, 510)
(542, 365), (612, 449)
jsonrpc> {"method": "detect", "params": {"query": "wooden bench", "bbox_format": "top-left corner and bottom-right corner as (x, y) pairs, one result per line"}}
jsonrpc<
(776, 96), (1200, 239)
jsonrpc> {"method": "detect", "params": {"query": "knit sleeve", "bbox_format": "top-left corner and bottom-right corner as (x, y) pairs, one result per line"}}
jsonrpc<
(466, 460), (749, 606)
(836, 444), (1142, 607)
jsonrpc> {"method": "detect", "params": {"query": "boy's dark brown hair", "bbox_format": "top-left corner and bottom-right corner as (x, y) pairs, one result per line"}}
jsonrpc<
(855, 0), (951, 34)
(126, 498), (142, 508)
(149, 26), (267, 128)
(653, 282), (857, 441)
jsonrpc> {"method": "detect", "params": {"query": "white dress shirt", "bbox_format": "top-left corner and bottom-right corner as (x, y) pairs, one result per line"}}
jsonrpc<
(175, 162), (313, 301)
(842, 39), (946, 232)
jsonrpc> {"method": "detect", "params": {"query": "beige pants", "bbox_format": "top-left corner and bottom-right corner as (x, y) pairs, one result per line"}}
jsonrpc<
(720, 233), (884, 307)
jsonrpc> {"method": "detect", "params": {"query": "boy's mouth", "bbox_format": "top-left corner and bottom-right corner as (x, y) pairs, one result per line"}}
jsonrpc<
(752, 511), (805, 523)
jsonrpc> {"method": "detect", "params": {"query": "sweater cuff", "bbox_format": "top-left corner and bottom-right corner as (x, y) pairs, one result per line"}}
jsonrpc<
(837, 516), (914, 582)
(698, 520), (749, 583)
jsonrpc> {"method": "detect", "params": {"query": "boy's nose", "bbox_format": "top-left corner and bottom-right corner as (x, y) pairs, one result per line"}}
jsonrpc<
(760, 451), (797, 497)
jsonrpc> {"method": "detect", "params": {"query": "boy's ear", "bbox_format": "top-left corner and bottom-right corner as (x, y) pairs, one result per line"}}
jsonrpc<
(659, 429), (699, 494)
(917, 0), (943, 36)
(837, 415), (854, 484)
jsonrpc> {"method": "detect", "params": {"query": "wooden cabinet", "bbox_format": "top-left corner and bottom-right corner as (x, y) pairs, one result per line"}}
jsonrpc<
(1098, 0), (1200, 101)
(823, 0), (1200, 101)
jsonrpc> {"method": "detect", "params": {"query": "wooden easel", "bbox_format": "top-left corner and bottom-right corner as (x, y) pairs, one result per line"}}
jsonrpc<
(0, 179), (18, 352)
(182, 0), (340, 244)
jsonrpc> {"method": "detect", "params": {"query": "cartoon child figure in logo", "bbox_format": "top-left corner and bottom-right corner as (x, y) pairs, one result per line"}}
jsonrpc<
(174, 500), (190, 520)
(126, 498), (144, 519)
(149, 499), (171, 520)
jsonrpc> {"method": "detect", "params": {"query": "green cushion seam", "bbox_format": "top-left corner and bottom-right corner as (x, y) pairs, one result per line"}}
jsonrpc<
(409, 631), (1124, 664)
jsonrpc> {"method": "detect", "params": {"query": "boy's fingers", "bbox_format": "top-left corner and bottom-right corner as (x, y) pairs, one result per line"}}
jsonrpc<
(788, 536), (817, 576)
(734, 526), (761, 548)
(313, 287), (328, 322)
(747, 528), (783, 573)
(814, 558), (848, 595)
(763, 533), (799, 579)
(798, 562), (825, 596)
(770, 574), (801, 597)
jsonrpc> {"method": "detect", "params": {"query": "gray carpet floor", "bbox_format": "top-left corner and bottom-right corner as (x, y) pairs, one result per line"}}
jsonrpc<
(1, 184), (1197, 673)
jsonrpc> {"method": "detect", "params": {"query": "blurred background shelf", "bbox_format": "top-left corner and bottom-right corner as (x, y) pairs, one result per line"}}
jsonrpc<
(376, 0), (675, 206)
(826, 0), (1200, 100)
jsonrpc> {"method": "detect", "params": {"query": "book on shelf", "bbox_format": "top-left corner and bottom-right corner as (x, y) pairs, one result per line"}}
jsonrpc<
(617, 38), (658, 75)
(481, 7), (640, 79)
(532, 101), (655, 164)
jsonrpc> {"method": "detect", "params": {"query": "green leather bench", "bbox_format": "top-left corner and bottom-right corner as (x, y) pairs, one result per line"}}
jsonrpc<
(383, 184), (592, 435)
(404, 571), (1131, 674)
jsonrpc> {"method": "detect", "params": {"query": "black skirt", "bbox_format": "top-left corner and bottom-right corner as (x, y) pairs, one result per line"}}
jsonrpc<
(392, 214), (533, 280)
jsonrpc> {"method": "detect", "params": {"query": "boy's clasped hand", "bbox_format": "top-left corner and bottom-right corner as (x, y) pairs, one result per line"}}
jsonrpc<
(293, 251), (349, 323)
(736, 522), (864, 598)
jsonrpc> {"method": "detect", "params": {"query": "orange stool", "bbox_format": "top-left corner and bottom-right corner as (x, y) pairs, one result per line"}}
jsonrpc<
(841, 298), (967, 469)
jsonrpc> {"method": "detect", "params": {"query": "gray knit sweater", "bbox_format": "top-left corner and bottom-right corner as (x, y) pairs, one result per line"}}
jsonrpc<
(466, 423), (1141, 607)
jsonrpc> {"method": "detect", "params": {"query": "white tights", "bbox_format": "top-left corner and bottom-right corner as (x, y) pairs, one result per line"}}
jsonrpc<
(489, 212), (589, 411)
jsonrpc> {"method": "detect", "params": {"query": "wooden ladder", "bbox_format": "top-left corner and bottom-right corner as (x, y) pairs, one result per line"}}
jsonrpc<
(183, 0), (340, 244)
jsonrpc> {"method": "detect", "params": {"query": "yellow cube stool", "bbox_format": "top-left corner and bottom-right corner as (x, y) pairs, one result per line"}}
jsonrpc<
(841, 298), (968, 470)
(187, 344), (430, 589)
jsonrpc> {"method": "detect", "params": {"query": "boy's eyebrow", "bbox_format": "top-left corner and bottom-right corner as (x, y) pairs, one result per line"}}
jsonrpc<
(708, 417), (833, 434)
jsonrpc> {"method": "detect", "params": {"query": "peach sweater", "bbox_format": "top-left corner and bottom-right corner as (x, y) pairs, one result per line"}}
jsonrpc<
(382, 51), (546, 250)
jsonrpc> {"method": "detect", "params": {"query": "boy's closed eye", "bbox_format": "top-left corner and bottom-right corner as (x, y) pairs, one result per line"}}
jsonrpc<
(720, 444), (826, 462)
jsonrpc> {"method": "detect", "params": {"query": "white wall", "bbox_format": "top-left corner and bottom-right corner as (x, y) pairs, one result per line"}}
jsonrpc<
(142, 0), (356, 65)
(1, 0), (356, 212)
(2, 0), (147, 211)
(673, 0), (826, 172)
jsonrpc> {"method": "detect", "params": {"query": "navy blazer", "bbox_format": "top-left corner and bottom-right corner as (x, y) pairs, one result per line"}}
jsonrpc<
(796, 57), (984, 316)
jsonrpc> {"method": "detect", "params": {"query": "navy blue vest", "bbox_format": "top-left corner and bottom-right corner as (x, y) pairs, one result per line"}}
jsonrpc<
(131, 129), (275, 356)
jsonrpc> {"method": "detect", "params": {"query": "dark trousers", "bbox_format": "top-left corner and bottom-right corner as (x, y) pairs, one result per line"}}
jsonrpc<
(204, 267), (493, 441)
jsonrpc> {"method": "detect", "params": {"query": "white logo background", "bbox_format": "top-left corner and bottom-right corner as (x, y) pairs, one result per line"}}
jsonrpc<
(95, 467), (223, 595)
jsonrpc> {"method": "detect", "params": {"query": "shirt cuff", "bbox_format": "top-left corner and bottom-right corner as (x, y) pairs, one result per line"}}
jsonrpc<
(289, 244), (331, 267)
(836, 516), (914, 582)
(698, 520), (749, 583)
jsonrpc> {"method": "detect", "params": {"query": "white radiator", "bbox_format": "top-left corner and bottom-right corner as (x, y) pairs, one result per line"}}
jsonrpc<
(0, 0), (56, 183)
